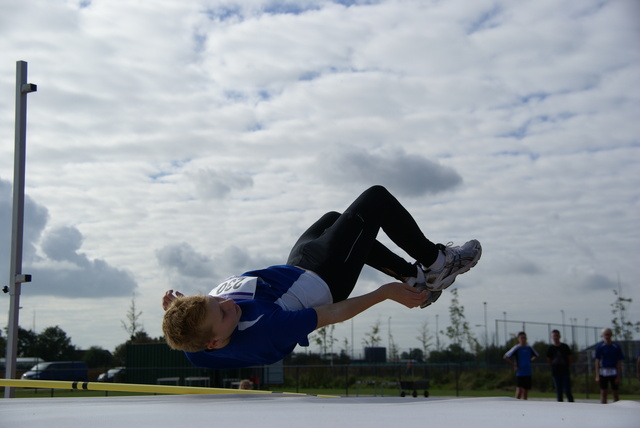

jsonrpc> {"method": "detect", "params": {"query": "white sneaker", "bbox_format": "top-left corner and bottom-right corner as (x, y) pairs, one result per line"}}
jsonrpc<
(413, 285), (442, 309)
(421, 240), (482, 291)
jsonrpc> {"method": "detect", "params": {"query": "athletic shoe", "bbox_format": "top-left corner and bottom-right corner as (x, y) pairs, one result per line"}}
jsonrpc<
(404, 264), (443, 308)
(421, 240), (482, 291)
(413, 285), (442, 309)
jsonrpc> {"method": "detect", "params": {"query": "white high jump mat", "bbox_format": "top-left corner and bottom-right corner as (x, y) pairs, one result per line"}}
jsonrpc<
(1, 394), (638, 428)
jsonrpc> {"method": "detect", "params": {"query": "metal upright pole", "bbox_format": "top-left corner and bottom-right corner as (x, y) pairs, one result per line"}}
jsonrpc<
(4, 60), (36, 398)
(483, 302), (488, 349)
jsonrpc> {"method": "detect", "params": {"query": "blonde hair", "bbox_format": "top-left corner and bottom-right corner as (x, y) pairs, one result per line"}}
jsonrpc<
(162, 295), (212, 352)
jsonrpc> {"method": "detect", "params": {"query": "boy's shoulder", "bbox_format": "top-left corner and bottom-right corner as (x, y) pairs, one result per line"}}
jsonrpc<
(596, 342), (619, 350)
(559, 343), (572, 353)
(505, 343), (522, 355)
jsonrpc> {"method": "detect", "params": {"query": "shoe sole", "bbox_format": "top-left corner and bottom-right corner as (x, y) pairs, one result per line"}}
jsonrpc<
(420, 289), (442, 308)
(427, 240), (482, 291)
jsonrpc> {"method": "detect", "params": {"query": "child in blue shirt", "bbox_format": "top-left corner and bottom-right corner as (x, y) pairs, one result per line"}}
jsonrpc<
(503, 331), (539, 399)
(595, 327), (625, 403)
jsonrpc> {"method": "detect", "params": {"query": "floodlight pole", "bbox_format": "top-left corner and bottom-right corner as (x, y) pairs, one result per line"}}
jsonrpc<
(4, 61), (36, 398)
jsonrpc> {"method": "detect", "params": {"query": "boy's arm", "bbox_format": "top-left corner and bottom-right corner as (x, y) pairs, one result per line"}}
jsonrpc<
(503, 356), (517, 370)
(314, 282), (426, 329)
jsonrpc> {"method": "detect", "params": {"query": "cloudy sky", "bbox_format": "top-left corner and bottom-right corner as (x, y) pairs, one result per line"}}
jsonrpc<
(1, 0), (638, 358)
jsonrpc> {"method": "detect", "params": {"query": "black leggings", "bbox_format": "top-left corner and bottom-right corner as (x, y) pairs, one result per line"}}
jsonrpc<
(286, 185), (439, 302)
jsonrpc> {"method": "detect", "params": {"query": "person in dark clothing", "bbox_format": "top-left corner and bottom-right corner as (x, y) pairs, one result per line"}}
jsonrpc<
(546, 329), (574, 402)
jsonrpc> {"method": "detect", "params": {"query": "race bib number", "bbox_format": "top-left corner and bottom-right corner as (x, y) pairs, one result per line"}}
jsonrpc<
(599, 367), (617, 377)
(210, 276), (258, 301)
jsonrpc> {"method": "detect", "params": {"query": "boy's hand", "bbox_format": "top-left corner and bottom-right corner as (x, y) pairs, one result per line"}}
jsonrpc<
(315, 282), (427, 328)
(162, 290), (184, 311)
(379, 282), (427, 309)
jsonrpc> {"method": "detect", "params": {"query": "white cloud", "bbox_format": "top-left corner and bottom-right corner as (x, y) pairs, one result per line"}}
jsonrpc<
(185, 166), (254, 200)
(318, 149), (463, 196)
(156, 242), (215, 279)
(0, 0), (638, 353)
(1, 178), (138, 298)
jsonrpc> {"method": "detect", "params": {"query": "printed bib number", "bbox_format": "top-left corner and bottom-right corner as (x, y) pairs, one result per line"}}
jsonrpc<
(599, 367), (617, 377)
(210, 276), (258, 300)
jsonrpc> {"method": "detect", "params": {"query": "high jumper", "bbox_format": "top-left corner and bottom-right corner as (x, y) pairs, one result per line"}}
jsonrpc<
(161, 185), (481, 369)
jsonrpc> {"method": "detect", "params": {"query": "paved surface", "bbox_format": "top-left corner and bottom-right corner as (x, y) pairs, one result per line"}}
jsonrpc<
(1, 394), (639, 428)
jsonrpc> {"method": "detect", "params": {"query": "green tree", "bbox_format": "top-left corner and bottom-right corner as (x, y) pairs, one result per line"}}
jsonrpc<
(83, 346), (114, 368)
(611, 288), (639, 341)
(443, 288), (478, 353)
(416, 321), (433, 360)
(17, 327), (38, 357)
(362, 319), (382, 347)
(610, 287), (639, 367)
(36, 326), (77, 361)
(401, 348), (425, 362)
(388, 332), (399, 362)
(340, 337), (351, 360)
(311, 325), (337, 358)
(112, 331), (165, 366)
(531, 340), (548, 360)
(121, 294), (143, 340)
(429, 343), (476, 364)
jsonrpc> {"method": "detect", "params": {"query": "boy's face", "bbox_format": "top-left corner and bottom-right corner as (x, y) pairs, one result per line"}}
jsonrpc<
(602, 330), (613, 344)
(518, 334), (527, 345)
(551, 331), (560, 344)
(203, 296), (242, 349)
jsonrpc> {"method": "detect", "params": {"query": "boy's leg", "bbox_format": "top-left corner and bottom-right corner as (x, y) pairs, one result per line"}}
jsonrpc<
(552, 375), (562, 402)
(348, 186), (442, 267)
(612, 380), (620, 401)
(565, 375), (574, 402)
(515, 386), (522, 399)
(599, 376), (608, 404)
(287, 185), (480, 303)
(288, 215), (431, 302)
(348, 186), (481, 302)
(287, 211), (342, 258)
(341, 186), (482, 294)
(287, 186), (440, 302)
(366, 240), (423, 281)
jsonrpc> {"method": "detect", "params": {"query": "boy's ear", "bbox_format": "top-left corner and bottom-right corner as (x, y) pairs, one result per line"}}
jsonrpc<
(206, 339), (218, 350)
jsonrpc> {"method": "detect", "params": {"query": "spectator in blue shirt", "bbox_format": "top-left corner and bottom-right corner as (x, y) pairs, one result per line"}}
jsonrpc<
(503, 331), (539, 399)
(595, 327), (624, 404)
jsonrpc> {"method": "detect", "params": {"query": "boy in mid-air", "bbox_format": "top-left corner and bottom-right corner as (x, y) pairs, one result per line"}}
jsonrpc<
(162, 186), (482, 369)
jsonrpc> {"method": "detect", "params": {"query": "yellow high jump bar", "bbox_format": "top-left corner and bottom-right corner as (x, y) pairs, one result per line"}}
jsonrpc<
(0, 379), (334, 397)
